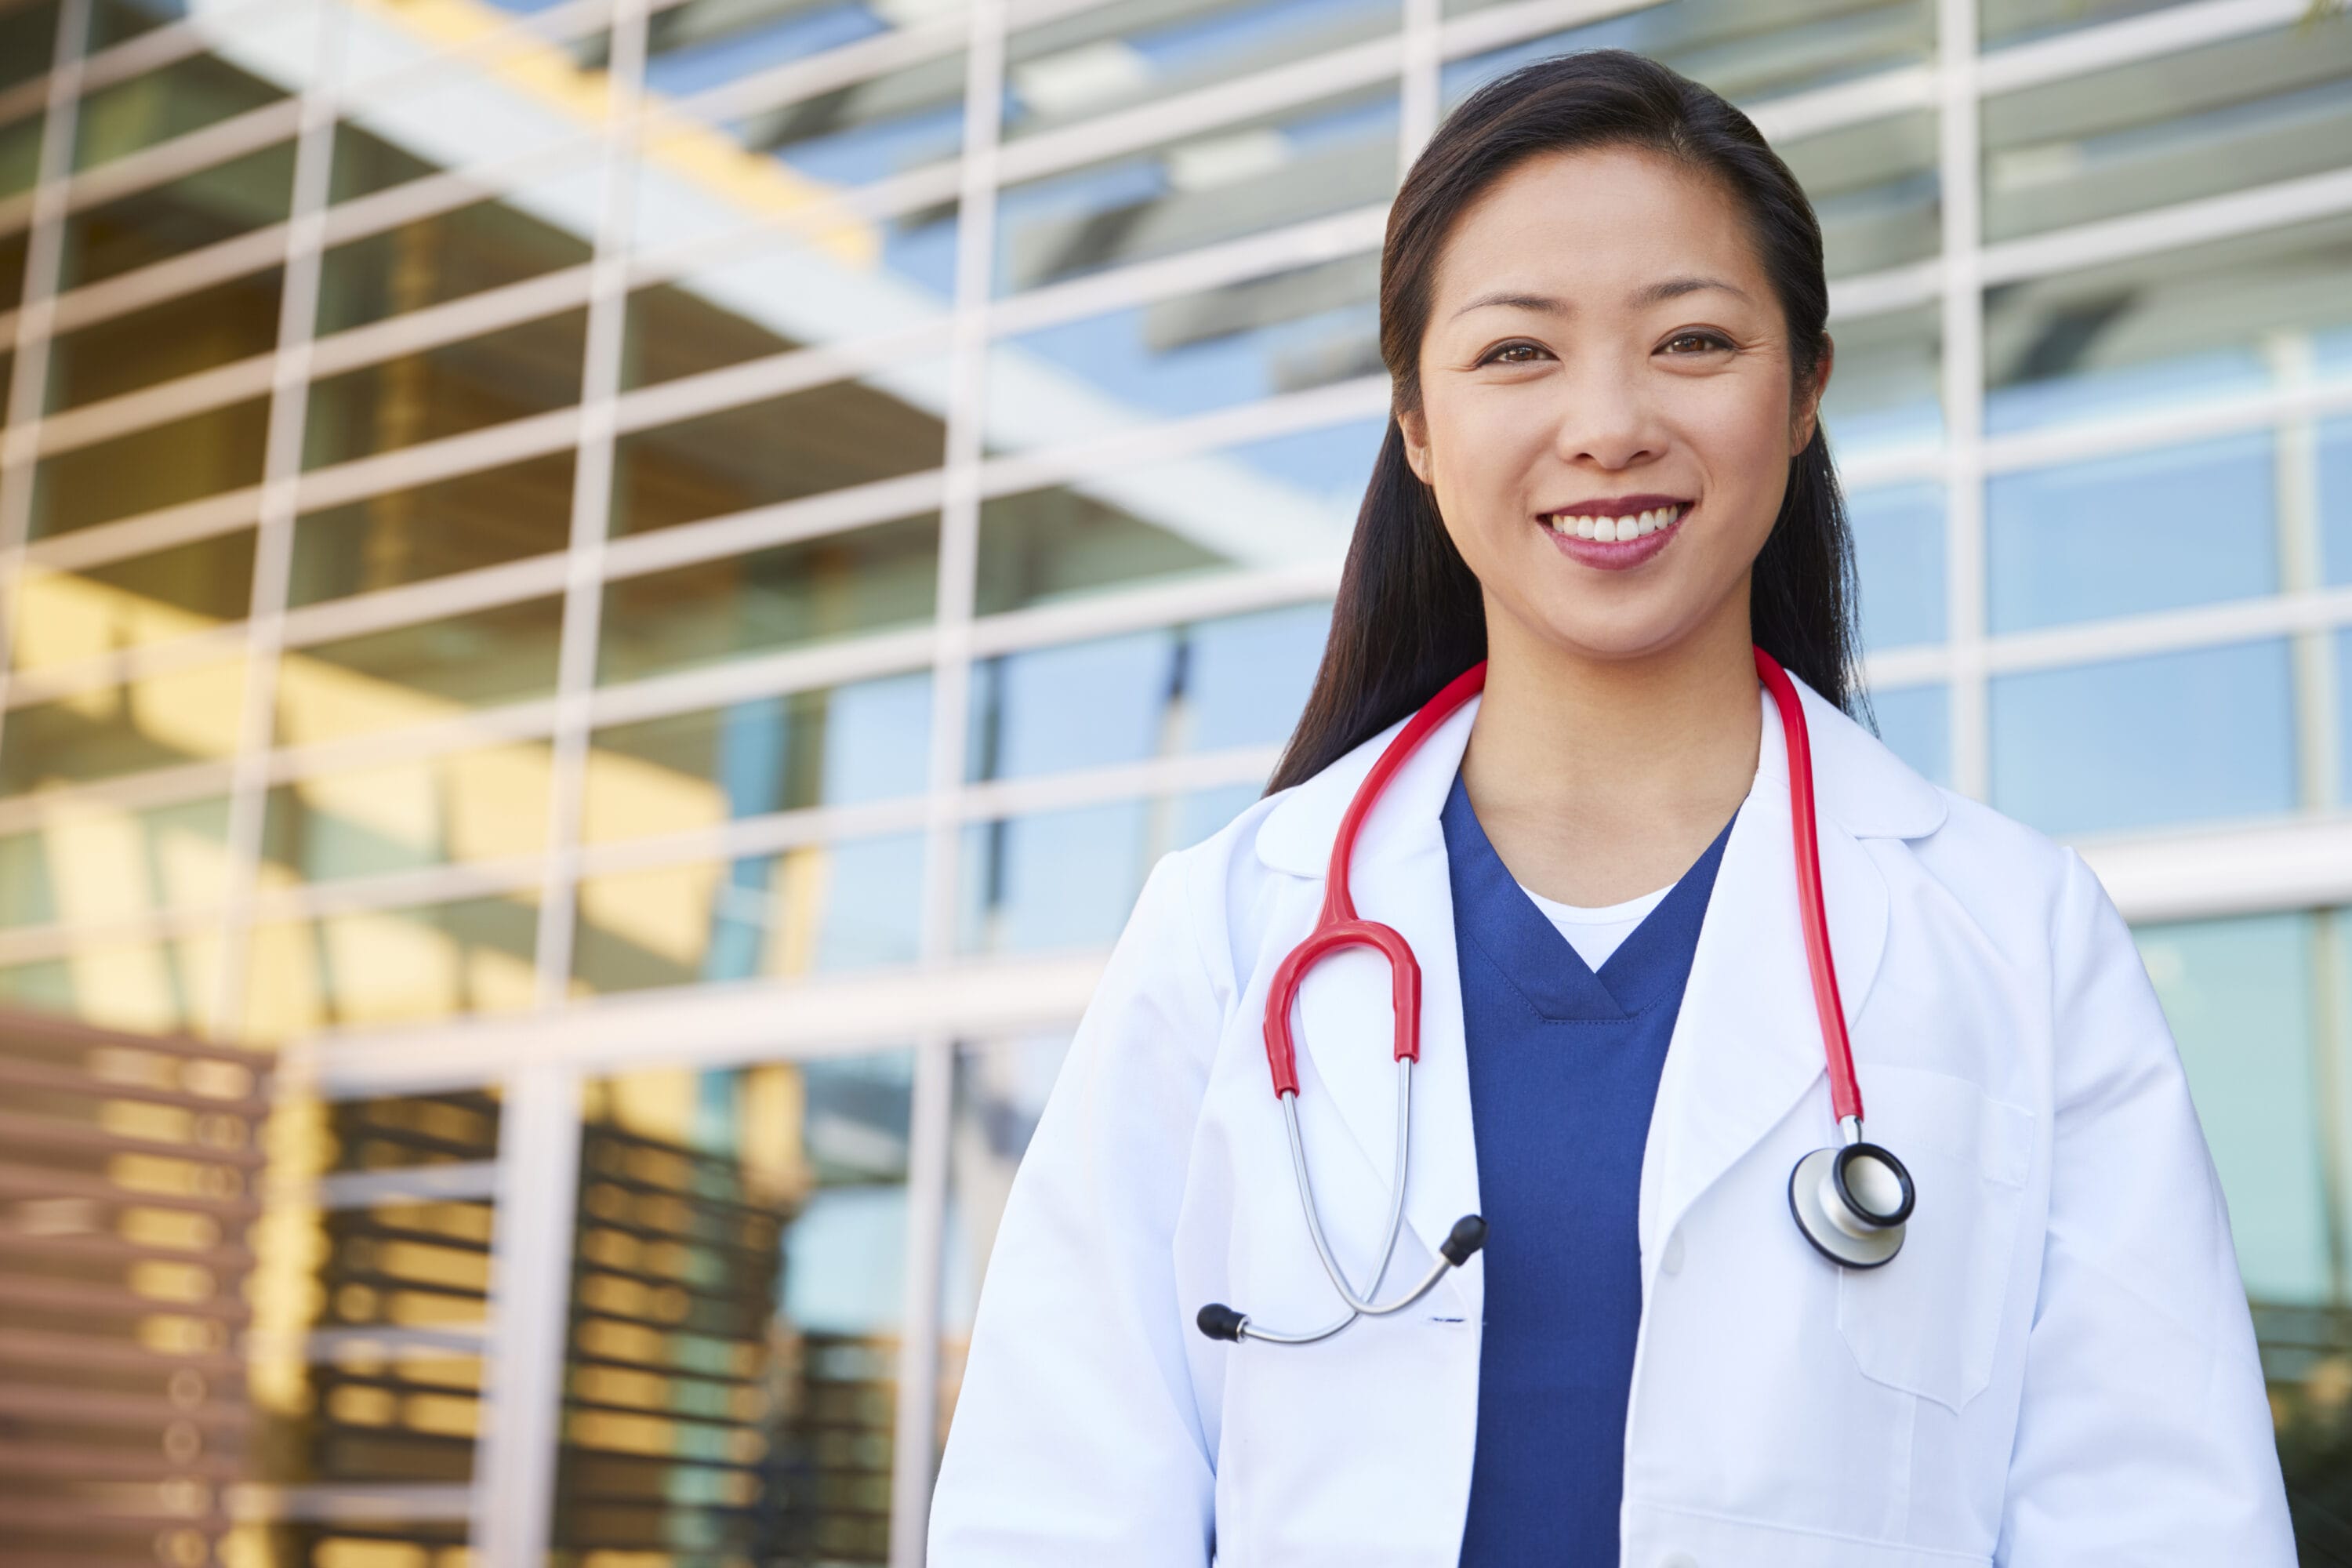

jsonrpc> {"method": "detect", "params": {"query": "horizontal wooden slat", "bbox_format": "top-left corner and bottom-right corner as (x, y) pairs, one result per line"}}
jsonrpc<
(0, 1328), (245, 1375)
(0, 1054), (270, 1116)
(0, 1107), (268, 1167)
(0, 1163), (259, 1218)
(0, 1271), (253, 1323)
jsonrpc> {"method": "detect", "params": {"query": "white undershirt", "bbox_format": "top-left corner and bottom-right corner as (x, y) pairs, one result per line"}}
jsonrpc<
(1515, 880), (1672, 972)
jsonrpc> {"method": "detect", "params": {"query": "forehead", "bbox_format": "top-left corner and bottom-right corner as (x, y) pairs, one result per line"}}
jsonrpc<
(1429, 144), (1762, 307)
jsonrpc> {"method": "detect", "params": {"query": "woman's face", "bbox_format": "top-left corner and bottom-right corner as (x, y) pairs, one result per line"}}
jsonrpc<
(1399, 143), (1830, 665)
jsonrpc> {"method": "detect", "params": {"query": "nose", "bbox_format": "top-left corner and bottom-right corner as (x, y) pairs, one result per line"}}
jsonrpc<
(1554, 353), (1665, 470)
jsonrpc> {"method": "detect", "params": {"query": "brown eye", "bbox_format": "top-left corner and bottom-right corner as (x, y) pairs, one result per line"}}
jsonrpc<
(1663, 331), (1731, 354)
(1480, 342), (1544, 365)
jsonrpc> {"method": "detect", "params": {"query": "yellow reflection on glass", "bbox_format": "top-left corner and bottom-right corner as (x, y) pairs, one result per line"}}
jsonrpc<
(0, 926), (225, 1037)
(11, 533), (256, 671)
(242, 893), (539, 1044)
(0, 795), (233, 929)
(0, 659), (248, 795)
(261, 743), (554, 887)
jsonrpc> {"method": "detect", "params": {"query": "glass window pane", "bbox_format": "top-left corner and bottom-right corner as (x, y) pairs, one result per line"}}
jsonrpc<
(0, 923), (224, 1033)
(72, 50), (289, 171)
(0, 793), (232, 928)
(1988, 431), (2274, 633)
(303, 309), (589, 468)
(241, 891), (541, 1040)
(582, 673), (931, 844)
(89, 0), (191, 49)
(275, 597), (565, 746)
(975, 418), (1377, 615)
(644, 0), (965, 90)
(1866, 681), (1947, 787)
(1980, 21), (2352, 245)
(610, 361), (951, 536)
(1186, 601), (1327, 750)
(261, 743), (554, 884)
(0, 107), (42, 201)
(11, 530), (256, 670)
(0, 229), (27, 308)
(1440, 0), (1934, 100)
(959, 800), (1164, 955)
(558, 1052), (915, 1566)
(31, 397), (268, 539)
(2338, 630), (2352, 809)
(1005, 0), (1400, 143)
(597, 515), (940, 685)
(1984, 209), (2352, 435)
(2134, 913), (2330, 1305)
(1990, 639), (2296, 837)
(572, 833), (922, 993)
(47, 265), (283, 412)
(60, 140), (296, 287)
(618, 241), (946, 392)
(0, 1), (59, 93)
(969, 628), (1174, 781)
(993, 81), (1399, 297)
(985, 249), (1380, 452)
(315, 187), (596, 333)
(2321, 413), (2352, 587)
(0, 659), (248, 796)
(1980, 0), (2184, 48)
(1850, 481), (1944, 654)
(1820, 302), (1941, 456)
(332, 32), (615, 183)
(289, 452), (577, 605)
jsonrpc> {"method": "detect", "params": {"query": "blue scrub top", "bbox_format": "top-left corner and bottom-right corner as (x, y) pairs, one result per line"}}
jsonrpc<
(1442, 769), (1737, 1566)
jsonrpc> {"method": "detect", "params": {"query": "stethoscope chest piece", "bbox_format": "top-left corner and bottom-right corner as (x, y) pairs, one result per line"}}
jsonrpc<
(1788, 1138), (1914, 1269)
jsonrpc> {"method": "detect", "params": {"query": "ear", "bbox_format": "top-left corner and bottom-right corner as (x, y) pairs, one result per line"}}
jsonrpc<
(1397, 405), (1435, 487)
(1791, 334), (1834, 454)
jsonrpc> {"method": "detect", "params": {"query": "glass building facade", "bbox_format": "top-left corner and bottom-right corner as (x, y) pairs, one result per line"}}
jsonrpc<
(1, 0), (2350, 1560)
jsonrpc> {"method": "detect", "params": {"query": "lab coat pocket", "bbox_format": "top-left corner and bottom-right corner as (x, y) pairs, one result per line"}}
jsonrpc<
(1833, 1065), (2035, 1415)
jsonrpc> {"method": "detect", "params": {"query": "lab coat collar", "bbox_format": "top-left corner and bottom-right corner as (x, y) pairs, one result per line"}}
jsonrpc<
(1252, 667), (1943, 1305)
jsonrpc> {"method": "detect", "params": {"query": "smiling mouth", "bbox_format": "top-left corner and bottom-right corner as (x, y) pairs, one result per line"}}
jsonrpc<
(1539, 502), (1692, 543)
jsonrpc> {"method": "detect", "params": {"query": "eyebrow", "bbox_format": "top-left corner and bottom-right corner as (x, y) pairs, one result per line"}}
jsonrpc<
(1449, 276), (1751, 320)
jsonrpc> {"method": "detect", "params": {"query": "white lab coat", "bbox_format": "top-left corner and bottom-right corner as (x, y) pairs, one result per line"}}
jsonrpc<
(927, 672), (2296, 1566)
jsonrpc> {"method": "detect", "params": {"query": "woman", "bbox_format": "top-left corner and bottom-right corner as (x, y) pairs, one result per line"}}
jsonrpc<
(927, 48), (2295, 1566)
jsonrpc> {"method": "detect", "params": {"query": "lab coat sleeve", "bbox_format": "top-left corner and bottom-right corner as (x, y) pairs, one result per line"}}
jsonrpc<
(1994, 848), (2296, 1564)
(927, 846), (1225, 1566)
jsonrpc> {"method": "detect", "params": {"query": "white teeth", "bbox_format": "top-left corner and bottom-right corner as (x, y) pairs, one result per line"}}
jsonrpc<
(1576, 516), (1597, 539)
(1595, 517), (1618, 542)
(1546, 503), (1686, 539)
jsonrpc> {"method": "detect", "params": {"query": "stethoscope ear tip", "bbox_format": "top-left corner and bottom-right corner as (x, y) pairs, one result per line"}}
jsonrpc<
(1441, 1214), (1488, 1266)
(1196, 1303), (1247, 1341)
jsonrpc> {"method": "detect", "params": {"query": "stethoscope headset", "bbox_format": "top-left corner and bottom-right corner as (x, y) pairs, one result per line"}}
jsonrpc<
(1196, 646), (1915, 1347)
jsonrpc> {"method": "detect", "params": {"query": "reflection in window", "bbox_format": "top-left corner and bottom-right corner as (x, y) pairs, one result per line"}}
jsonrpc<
(0, 924), (224, 1035)
(644, 0), (964, 93)
(315, 192), (594, 333)
(993, 82), (1399, 296)
(1981, 0), (2182, 47)
(2322, 415), (2352, 587)
(31, 397), (269, 539)
(289, 452), (578, 604)
(1987, 431), (2274, 633)
(1818, 303), (1941, 455)
(0, 659), (248, 796)
(557, 1054), (914, 1566)
(1004, 0), (1400, 142)
(45, 265), (284, 411)
(1849, 481), (1944, 653)
(0, 110), (39, 201)
(985, 250), (1381, 453)
(1980, 22), (2352, 245)
(939, 1029), (1072, 1436)
(303, 310), (590, 468)
(71, 49), (289, 170)
(261, 742), (555, 886)
(967, 602), (1327, 781)
(597, 515), (941, 684)
(959, 785), (1253, 955)
(975, 419), (1379, 614)
(1991, 639), (2296, 837)
(0, 2), (57, 94)
(2137, 913), (2332, 1306)
(1866, 681), (1948, 788)
(0, 793), (231, 929)
(60, 140), (296, 287)
(1440, 0), (1933, 101)
(583, 673), (931, 844)
(241, 891), (541, 1043)
(609, 367), (952, 536)
(277, 597), (565, 746)
(10, 528), (256, 670)
(1779, 110), (1940, 279)
(1983, 210), (2352, 434)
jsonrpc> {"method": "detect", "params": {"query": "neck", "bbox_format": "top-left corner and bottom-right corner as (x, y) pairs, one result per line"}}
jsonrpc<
(1458, 592), (1763, 907)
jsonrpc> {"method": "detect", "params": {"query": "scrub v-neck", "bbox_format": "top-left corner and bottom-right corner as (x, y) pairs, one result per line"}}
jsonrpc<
(1442, 767), (1738, 1567)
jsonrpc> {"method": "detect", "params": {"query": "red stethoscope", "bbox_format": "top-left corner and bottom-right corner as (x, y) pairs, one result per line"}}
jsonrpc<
(1197, 646), (1915, 1347)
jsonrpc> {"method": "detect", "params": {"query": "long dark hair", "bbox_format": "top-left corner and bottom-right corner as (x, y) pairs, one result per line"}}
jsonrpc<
(1267, 47), (1866, 794)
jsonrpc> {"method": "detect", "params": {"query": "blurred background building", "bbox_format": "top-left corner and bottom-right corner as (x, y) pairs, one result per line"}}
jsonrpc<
(0, 0), (2348, 1560)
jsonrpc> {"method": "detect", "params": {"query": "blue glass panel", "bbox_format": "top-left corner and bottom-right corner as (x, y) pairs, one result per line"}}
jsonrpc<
(1987, 431), (2275, 633)
(816, 833), (926, 971)
(1990, 640), (2296, 837)
(822, 673), (934, 804)
(1867, 683), (1949, 788)
(2134, 913), (2330, 1305)
(2338, 631), (2352, 809)
(1850, 482), (1945, 652)
(2322, 415), (2352, 586)
(1174, 782), (1263, 847)
(1185, 602), (1329, 751)
(959, 802), (1152, 954)
(970, 630), (1175, 781)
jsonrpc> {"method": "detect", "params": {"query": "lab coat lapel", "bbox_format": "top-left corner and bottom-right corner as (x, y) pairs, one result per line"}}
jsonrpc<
(1635, 684), (1892, 1271)
(1276, 694), (1483, 1315)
